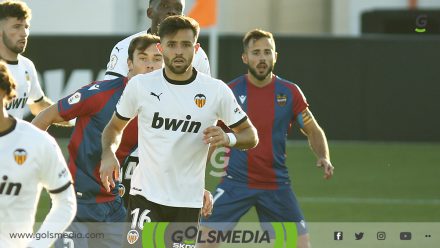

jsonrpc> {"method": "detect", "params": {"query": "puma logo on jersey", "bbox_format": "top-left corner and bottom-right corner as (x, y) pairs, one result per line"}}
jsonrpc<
(151, 112), (201, 133)
(0, 175), (22, 196)
(150, 92), (162, 101)
(115, 47), (122, 52)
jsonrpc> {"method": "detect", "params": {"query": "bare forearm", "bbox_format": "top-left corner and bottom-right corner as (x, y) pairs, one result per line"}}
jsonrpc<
(101, 123), (123, 157)
(31, 104), (65, 131)
(233, 126), (258, 150)
(307, 126), (330, 160)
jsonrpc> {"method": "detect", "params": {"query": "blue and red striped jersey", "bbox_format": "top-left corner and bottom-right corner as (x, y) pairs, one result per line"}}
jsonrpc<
(226, 75), (309, 190)
(58, 77), (136, 203)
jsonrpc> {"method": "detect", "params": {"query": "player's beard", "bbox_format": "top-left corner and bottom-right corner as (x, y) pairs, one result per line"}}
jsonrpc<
(248, 63), (274, 81)
(163, 54), (193, 74)
(2, 31), (26, 54)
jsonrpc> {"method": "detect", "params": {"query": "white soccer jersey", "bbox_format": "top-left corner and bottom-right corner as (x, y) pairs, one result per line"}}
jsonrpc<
(104, 31), (211, 80)
(116, 69), (246, 208)
(5, 55), (45, 119)
(0, 119), (72, 247)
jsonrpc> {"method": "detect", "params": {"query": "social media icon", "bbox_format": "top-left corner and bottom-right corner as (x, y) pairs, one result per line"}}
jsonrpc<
(400, 232), (412, 240)
(355, 232), (364, 240)
(334, 231), (343, 240)
(377, 231), (386, 240)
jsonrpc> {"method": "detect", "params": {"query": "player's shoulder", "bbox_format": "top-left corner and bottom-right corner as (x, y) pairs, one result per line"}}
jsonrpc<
(17, 54), (36, 68)
(128, 69), (163, 88)
(115, 31), (148, 49)
(275, 75), (302, 90)
(196, 71), (224, 86)
(15, 119), (57, 145)
(227, 75), (247, 88)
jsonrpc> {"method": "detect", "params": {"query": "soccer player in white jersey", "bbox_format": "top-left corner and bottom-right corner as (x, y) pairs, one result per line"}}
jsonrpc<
(104, 0), (211, 80)
(0, 61), (76, 248)
(100, 16), (258, 247)
(0, 1), (52, 119)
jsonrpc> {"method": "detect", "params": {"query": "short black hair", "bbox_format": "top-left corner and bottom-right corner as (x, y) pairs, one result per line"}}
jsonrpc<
(0, 0), (31, 21)
(242, 29), (276, 53)
(128, 34), (160, 61)
(158, 15), (200, 41)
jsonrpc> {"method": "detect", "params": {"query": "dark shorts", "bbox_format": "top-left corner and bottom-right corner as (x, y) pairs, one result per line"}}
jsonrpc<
(54, 196), (126, 248)
(201, 178), (308, 236)
(123, 194), (201, 248)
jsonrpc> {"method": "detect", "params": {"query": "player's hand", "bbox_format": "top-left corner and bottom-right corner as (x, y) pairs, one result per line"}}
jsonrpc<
(202, 189), (214, 218)
(317, 158), (334, 180)
(100, 153), (120, 192)
(203, 126), (229, 146)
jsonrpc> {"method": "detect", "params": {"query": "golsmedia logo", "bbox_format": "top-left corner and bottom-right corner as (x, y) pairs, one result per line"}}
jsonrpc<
(142, 222), (298, 248)
(151, 112), (201, 133)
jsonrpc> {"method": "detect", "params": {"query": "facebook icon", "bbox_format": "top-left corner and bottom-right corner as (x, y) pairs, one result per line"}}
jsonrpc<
(334, 231), (343, 240)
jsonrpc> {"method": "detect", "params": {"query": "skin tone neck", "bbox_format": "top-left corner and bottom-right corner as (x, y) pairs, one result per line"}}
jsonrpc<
(0, 96), (13, 133)
(247, 71), (274, 88)
(0, 42), (18, 61)
(164, 64), (193, 81)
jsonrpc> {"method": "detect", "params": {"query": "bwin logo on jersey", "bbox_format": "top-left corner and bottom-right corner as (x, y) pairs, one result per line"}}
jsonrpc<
(151, 112), (201, 133)
(194, 94), (206, 108)
(5, 95), (28, 110)
(0, 175), (22, 196)
(13, 149), (27, 165)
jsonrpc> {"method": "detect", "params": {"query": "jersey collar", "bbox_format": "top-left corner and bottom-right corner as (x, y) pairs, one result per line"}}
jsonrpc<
(163, 68), (197, 85)
(0, 117), (17, 137)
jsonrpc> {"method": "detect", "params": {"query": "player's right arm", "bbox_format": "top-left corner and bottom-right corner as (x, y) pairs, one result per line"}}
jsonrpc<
(32, 83), (101, 130)
(100, 114), (129, 192)
(100, 77), (139, 192)
(31, 104), (66, 130)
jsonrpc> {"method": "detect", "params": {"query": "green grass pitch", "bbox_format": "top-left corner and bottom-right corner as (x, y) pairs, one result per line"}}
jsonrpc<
(36, 140), (440, 223)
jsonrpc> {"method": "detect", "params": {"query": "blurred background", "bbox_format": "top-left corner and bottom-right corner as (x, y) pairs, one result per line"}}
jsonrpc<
(28, 0), (439, 240)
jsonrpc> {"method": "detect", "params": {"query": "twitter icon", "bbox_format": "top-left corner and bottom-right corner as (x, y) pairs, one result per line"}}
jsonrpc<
(355, 232), (364, 240)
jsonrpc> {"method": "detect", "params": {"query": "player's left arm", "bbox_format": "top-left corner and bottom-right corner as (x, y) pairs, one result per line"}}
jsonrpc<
(300, 108), (334, 179)
(203, 118), (258, 150)
(29, 137), (76, 247)
(29, 96), (52, 116)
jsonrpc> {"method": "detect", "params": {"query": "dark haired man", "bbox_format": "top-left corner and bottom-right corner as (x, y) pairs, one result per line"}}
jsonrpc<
(0, 0), (52, 119)
(200, 29), (334, 248)
(100, 16), (258, 248)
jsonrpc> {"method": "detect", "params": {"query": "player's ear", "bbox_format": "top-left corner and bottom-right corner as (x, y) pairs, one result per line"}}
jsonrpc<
(274, 51), (278, 63)
(194, 43), (200, 53)
(157, 43), (163, 53)
(147, 7), (153, 19)
(242, 53), (248, 64)
(127, 58), (133, 71)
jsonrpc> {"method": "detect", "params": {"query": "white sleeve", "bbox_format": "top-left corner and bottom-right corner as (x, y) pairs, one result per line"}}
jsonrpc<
(28, 185), (76, 248)
(27, 61), (45, 103)
(193, 46), (211, 76)
(38, 136), (72, 191)
(217, 82), (247, 127)
(104, 41), (129, 79)
(115, 77), (139, 120)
